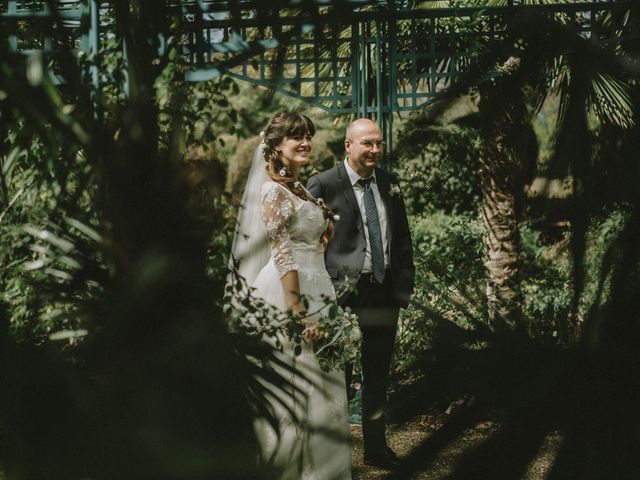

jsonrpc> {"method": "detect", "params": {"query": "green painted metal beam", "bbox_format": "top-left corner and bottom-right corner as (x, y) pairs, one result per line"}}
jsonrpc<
(1, 0), (636, 159)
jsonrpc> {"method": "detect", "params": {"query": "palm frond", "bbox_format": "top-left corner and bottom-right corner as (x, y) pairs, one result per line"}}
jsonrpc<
(413, 1), (451, 8)
(589, 72), (635, 129)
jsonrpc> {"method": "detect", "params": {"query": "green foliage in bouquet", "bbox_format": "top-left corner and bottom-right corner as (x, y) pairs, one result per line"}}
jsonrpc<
(225, 266), (361, 374)
(314, 306), (361, 373)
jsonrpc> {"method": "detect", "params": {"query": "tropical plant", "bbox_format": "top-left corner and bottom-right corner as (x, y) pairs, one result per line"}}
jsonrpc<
(387, 3), (640, 479)
(415, 2), (636, 331)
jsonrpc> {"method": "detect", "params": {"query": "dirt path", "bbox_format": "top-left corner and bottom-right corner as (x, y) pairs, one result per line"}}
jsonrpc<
(351, 415), (560, 479)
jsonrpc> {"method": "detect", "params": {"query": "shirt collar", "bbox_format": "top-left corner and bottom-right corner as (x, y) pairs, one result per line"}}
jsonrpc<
(344, 158), (377, 187)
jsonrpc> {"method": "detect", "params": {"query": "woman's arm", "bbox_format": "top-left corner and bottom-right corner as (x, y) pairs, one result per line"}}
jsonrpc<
(280, 270), (303, 315)
(280, 270), (322, 341)
(261, 182), (322, 341)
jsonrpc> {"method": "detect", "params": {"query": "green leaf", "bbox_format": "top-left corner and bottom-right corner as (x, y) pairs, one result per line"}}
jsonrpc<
(23, 259), (46, 271)
(49, 329), (88, 341)
(58, 255), (81, 269)
(2, 147), (23, 177)
(44, 268), (73, 280)
(23, 226), (75, 252)
(64, 217), (102, 242)
(26, 51), (44, 86)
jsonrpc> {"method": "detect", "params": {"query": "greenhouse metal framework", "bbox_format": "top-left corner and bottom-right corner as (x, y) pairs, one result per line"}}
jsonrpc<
(1, 0), (635, 152)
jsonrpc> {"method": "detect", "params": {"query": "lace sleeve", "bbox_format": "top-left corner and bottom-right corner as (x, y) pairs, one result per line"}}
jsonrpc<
(260, 182), (300, 278)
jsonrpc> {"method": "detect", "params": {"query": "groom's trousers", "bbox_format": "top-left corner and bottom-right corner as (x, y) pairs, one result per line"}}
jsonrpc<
(344, 271), (399, 454)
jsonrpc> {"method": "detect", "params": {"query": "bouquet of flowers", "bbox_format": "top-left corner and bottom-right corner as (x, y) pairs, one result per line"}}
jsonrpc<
(314, 306), (361, 373)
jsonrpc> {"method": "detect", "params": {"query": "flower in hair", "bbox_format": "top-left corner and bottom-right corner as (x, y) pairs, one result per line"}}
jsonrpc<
(279, 168), (288, 177)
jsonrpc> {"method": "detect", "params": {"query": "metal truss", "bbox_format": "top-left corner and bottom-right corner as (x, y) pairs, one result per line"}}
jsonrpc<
(168, 0), (639, 152)
(2, 0), (636, 153)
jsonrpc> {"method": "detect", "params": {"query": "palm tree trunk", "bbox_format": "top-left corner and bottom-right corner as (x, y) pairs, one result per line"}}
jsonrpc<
(480, 136), (521, 331)
(478, 83), (535, 332)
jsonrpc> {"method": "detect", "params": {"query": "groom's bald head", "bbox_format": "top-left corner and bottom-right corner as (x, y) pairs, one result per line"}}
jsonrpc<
(345, 118), (383, 177)
(345, 118), (380, 141)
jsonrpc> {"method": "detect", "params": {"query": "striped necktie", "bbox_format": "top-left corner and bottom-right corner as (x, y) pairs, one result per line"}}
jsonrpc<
(359, 177), (385, 284)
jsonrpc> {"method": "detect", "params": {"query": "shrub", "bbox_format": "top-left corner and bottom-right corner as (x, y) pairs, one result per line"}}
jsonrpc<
(395, 211), (486, 375)
(395, 205), (632, 379)
(394, 122), (482, 216)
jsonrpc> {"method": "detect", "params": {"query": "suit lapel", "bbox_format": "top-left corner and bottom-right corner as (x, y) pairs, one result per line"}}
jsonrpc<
(376, 168), (394, 246)
(337, 163), (363, 232)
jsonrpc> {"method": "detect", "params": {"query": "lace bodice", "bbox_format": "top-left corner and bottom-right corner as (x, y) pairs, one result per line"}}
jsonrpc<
(260, 181), (327, 278)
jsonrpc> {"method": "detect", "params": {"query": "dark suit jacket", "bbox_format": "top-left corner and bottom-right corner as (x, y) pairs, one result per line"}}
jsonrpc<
(307, 162), (415, 308)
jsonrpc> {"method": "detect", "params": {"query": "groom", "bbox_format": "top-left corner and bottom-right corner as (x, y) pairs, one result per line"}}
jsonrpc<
(308, 118), (415, 469)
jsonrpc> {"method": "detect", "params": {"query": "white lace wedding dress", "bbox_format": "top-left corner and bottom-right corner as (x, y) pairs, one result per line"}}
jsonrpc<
(252, 180), (352, 480)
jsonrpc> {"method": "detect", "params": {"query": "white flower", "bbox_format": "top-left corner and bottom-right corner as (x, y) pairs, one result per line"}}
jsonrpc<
(389, 183), (402, 197)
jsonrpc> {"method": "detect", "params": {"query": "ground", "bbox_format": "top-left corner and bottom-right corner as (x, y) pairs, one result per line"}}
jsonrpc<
(350, 413), (561, 479)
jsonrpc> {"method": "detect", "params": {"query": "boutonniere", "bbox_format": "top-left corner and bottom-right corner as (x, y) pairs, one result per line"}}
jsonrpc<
(389, 183), (402, 197)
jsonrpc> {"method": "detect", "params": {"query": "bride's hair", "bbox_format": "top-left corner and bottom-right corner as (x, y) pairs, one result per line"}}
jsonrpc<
(262, 110), (335, 242)
(263, 110), (315, 186)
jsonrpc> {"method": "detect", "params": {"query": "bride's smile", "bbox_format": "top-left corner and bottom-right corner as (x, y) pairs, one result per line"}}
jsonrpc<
(278, 134), (313, 172)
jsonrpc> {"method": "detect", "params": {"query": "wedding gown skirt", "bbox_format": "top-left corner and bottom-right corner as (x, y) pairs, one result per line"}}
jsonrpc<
(251, 183), (352, 480)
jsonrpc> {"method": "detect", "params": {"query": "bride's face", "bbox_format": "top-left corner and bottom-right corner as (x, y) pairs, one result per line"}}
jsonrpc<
(277, 133), (313, 169)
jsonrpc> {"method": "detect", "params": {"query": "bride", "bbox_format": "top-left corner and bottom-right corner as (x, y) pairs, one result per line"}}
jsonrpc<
(230, 111), (352, 479)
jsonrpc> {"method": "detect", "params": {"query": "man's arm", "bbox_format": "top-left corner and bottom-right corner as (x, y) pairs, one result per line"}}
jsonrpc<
(392, 175), (415, 305)
(397, 197), (415, 278)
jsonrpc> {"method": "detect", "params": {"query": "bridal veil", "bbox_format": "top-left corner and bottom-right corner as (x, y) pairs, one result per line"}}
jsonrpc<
(229, 142), (270, 286)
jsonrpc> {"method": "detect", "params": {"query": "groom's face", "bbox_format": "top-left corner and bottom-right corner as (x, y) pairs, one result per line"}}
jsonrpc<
(345, 121), (383, 176)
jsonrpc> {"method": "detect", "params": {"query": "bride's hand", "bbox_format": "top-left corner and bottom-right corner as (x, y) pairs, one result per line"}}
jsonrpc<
(302, 320), (324, 342)
(320, 233), (329, 252)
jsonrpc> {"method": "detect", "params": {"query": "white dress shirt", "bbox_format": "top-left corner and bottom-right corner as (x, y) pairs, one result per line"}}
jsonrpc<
(344, 159), (389, 273)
